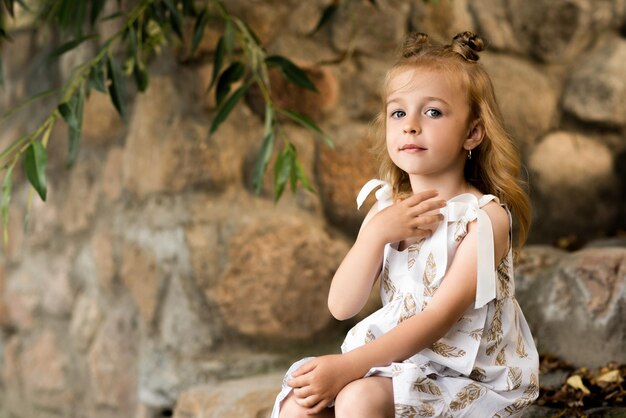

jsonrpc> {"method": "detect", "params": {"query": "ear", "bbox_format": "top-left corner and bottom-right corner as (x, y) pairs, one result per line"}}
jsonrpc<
(464, 118), (484, 151)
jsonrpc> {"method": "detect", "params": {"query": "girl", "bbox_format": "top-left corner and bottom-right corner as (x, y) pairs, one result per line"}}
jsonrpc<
(271, 31), (539, 418)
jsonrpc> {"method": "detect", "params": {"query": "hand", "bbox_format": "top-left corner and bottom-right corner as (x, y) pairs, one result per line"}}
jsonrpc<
(287, 354), (361, 415)
(364, 189), (446, 246)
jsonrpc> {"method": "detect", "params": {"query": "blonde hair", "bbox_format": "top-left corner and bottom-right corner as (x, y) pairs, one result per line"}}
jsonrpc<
(371, 32), (531, 248)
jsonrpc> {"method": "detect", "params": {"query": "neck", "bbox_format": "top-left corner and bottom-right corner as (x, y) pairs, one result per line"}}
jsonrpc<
(408, 173), (474, 201)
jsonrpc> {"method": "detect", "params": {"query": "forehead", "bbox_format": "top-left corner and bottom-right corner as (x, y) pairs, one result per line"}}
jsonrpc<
(386, 67), (467, 104)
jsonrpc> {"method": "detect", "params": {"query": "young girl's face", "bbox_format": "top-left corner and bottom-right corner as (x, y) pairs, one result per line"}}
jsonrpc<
(385, 67), (473, 180)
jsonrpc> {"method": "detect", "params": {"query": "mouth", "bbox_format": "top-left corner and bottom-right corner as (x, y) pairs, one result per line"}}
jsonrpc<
(400, 144), (427, 152)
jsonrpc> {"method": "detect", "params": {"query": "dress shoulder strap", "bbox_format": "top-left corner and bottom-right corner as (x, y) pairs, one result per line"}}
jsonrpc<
(356, 179), (393, 211)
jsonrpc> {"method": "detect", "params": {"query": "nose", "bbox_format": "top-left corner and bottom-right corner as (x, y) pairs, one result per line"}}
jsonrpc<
(403, 117), (420, 135)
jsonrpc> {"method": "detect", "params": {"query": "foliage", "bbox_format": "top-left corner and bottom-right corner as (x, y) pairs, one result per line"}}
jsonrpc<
(537, 354), (626, 416)
(0, 0), (334, 244)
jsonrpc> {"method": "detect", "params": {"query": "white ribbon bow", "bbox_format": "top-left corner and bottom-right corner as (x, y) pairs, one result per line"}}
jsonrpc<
(356, 179), (393, 211)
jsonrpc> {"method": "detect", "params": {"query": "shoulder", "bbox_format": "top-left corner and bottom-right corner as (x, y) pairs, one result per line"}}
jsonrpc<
(358, 203), (380, 234)
(472, 199), (511, 262)
(481, 200), (510, 235)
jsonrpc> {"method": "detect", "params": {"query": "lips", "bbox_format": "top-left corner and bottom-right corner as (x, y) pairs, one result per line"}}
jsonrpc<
(400, 144), (427, 151)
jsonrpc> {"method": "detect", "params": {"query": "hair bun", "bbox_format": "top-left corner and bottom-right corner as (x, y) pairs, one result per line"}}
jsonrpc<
(402, 32), (430, 58)
(451, 31), (484, 61)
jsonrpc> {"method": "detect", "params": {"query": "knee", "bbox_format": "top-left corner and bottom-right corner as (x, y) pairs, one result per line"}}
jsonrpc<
(334, 378), (393, 418)
(279, 394), (309, 418)
(334, 382), (373, 418)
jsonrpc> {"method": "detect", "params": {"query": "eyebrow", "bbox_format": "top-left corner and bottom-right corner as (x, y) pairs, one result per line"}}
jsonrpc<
(386, 96), (450, 107)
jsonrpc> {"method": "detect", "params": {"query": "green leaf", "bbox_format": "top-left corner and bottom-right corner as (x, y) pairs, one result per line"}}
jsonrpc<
(23, 142), (47, 201)
(3, 0), (15, 18)
(207, 35), (225, 91)
(58, 101), (77, 130)
(0, 26), (12, 42)
(58, 90), (84, 167)
(241, 20), (262, 46)
(296, 159), (314, 192)
(163, 0), (183, 39)
(0, 55), (4, 87)
(191, 8), (209, 57)
(50, 34), (98, 58)
(90, 0), (107, 25)
(58, 0), (73, 30)
(265, 55), (318, 92)
(253, 130), (275, 194)
(181, 0), (195, 15)
(128, 25), (138, 57)
(73, 0), (86, 37)
(289, 152), (298, 193)
(88, 62), (106, 93)
(223, 19), (235, 61)
(280, 109), (334, 148)
(311, 4), (337, 35)
(215, 61), (244, 106)
(209, 81), (250, 135)
(1, 164), (13, 245)
(106, 55), (126, 118)
(133, 63), (149, 92)
(273, 145), (294, 202)
(252, 105), (276, 193)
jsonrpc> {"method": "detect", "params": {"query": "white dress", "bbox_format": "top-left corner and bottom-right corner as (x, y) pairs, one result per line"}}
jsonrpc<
(271, 179), (539, 418)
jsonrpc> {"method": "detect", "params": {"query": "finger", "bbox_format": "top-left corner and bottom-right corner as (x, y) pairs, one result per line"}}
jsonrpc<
(288, 374), (310, 388)
(403, 189), (439, 206)
(411, 199), (447, 214)
(411, 214), (445, 228)
(295, 394), (320, 408)
(292, 360), (316, 377)
(410, 229), (432, 240)
(307, 399), (330, 415)
(293, 386), (314, 399)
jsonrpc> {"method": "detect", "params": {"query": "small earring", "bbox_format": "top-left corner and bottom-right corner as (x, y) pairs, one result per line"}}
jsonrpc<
(467, 149), (472, 160)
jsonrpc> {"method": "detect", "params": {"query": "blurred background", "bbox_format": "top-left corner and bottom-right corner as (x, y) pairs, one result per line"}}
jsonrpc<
(0, 0), (625, 417)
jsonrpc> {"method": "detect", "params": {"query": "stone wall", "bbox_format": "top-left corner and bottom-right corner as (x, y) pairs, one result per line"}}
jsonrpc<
(0, 0), (625, 417)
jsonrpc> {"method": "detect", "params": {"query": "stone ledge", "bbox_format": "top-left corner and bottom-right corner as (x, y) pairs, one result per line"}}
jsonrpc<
(173, 372), (283, 418)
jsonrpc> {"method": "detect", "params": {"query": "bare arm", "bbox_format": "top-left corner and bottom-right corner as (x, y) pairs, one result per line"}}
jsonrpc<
(289, 202), (510, 414)
(327, 190), (446, 320)
(342, 201), (511, 373)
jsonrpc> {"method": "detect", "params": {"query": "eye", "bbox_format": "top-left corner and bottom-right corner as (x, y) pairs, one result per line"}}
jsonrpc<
(425, 108), (442, 118)
(390, 110), (406, 119)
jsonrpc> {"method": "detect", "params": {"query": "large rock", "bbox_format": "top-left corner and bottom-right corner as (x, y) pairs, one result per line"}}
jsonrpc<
(516, 247), (626, 368)
(59, 151), (103, 234)
(215, 213), (349, 341)
(468, 0), (524, 53)
(563, 35), (626, 127)
(481, 53), (559, 155)
(87, 301), (139, 417)
(335, 55), (389, 122)
(70, 294), (103, 353)
(471, 0), (626, 62)
(246, 63), (339, 122)
(4, 249), (76, 330)
(120, 241), (162, 327)
(528, 132), (618, 243)
(410, 0), (475, 42)
(330, 0), (410, 57)
(123, 76), (261, 198)
(316, 122), (377, 236)
(82, 91), (125, 145)
(173, 373), (283, 418)
(20, 330), (75, 416)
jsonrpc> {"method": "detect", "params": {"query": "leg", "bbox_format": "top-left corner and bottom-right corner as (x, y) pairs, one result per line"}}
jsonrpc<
(334, 377), (394, 418)
(279, 392), (335, 418)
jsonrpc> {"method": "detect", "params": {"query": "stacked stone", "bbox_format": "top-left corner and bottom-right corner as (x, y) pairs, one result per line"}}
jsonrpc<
(0, 0), (624, 417)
